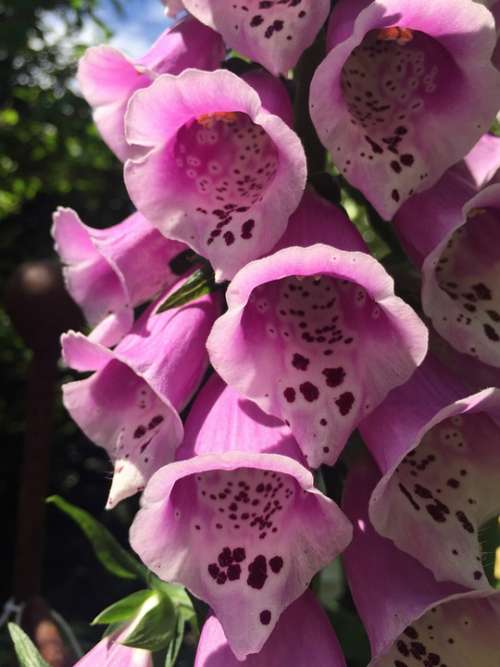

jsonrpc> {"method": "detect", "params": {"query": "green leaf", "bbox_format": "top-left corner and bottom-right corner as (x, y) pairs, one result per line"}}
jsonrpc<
(157, 269), (215, 313)
(164, 616), (186, 667)
(47, 495), (147, 581)
(121, 591), (177, 652)
(8, 623), (50, 667)
(92, 590), (154, 625)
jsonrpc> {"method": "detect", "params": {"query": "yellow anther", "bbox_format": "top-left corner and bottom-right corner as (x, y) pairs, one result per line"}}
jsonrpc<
(196, 112), (238, 129)
(377, 26), (414, 46)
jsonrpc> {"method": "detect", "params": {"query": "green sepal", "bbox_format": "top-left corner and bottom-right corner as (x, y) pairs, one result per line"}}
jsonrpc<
(7, 623), (50, 667)
(120, 591), (176, 652)
(47, 495), (147, 581)
(157, 268), (215, 313)
(164, 615), (186, 667)
(92, 590), (154, 625)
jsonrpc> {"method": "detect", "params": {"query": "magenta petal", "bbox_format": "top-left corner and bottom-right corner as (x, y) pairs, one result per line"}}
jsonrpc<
(182, 0), (330, 76)
(129, 452), (352, 659)
(310, 0), (500, 219)
(124, 68), (306, 281)
(343, 456), (500, 665)
(178, 373), (305, 463)
(52, 207), (186, 346)
(461, 132), (500, 189)
(74, 624), (152, 667)
(194, 591), (346, 667)
(77, 18), (224, 160)
(421, 183), (500, 368)
(242, 70), (293, 127)
(61, 288), (220, 508)
(360, 358), (500, 590)
(208, 243), (427, 467)
(272, 188), (368, 253)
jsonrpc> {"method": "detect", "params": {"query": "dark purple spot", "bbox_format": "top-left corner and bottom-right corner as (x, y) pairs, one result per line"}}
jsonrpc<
(335, 392), (355, 415)
(299, 382), (319, 402)
(269, 556), (283, 574)
(259, 610), (271, 625)
(292, 353), (310, 371)
(322, 367), (346, 388)
(134, 425), (147, 439)
(283, 387), (296, 403)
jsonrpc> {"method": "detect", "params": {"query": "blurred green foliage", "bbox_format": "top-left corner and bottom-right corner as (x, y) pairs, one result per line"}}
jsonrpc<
(0, 0), (135, 656)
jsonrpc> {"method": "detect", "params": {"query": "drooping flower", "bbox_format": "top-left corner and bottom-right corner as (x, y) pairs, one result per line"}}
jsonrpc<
(207, 191), (428, 468)
(124, 68), (307, 281)
(129, 451), (352, 659)
(77, 17), (225, 160)
(359, 357), (500, 590)
(179, 0), (331, 76)
(394, 133), (500, 264)
(194, 590), (346, 667)
(310, 0), (500, 219)
(61, 286), (220, 508)
(74, 624), (152, 667)
(52, 207), (186, 347)
(177, 373), (305, 463)
(421, 184), (500, 368)
(343, 455), (500, 666)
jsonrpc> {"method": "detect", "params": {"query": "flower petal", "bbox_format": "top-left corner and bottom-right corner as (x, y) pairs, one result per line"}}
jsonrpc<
(124, 68), (306, 281)
(182, 0), (331, 75)
(343, 455), (500, 666)
(422, 183), (500, 367)
(61, 287), (219, 507)
(178, 373), (305, 463)
(310, 0), (500, 218)
(194, 591), (346, 667)
(52, 207), (186, 346)
(130, 452), (352, 659)
(360, 358), (500, 589)
(208, 242), (428, 467)
(77, 18), (224, 160)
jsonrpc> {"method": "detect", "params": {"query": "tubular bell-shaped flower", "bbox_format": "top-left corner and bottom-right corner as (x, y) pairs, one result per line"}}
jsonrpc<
(74, 623), (152, 667)
(421, 184), (500, 368)
(77, 17), (225, 160)
(124, 68), (307, 281)
(179, 0), (331, 76)
(129, 451), (352, 659)
(207, 192), (428, 468)
(343, 455), (500, 666)
(194, 590), (346, 666)
(177, 373), (305, 463)
(310, 0), (500, 219)
(52, 207), (186, 347)
(61, 287), (220, 508)
(359, 357), (500, 590)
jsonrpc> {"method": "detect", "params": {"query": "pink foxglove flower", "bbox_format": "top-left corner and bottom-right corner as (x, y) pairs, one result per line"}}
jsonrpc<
(310, 0), (500, 219)
(359, 357), (500, 590)
(177, 373), (305, 463)
(77, 17), (224, 160)
(343, 456), (500, 666)
(129, 451), (352, 659)
(194, 591), (346, 667)
(124, 68), (307, 281)
(74, 623), (152, 667)
(61, 286), (220, 508)
(52, 207), (186, 347)
(179, 0), (331, 76)
(207, 191), (428, 468)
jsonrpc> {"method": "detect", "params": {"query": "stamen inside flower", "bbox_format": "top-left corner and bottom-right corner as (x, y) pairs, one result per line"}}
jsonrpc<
(380, 411), (500, 587)
(376, 596), (500, 666)
(377, 26), (414, 46)
(430, 207), (500, 363)
(173, 111), (278, 249)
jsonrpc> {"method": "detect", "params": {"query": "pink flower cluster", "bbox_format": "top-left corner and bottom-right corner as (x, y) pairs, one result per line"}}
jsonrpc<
(54, 0), (500, 664)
